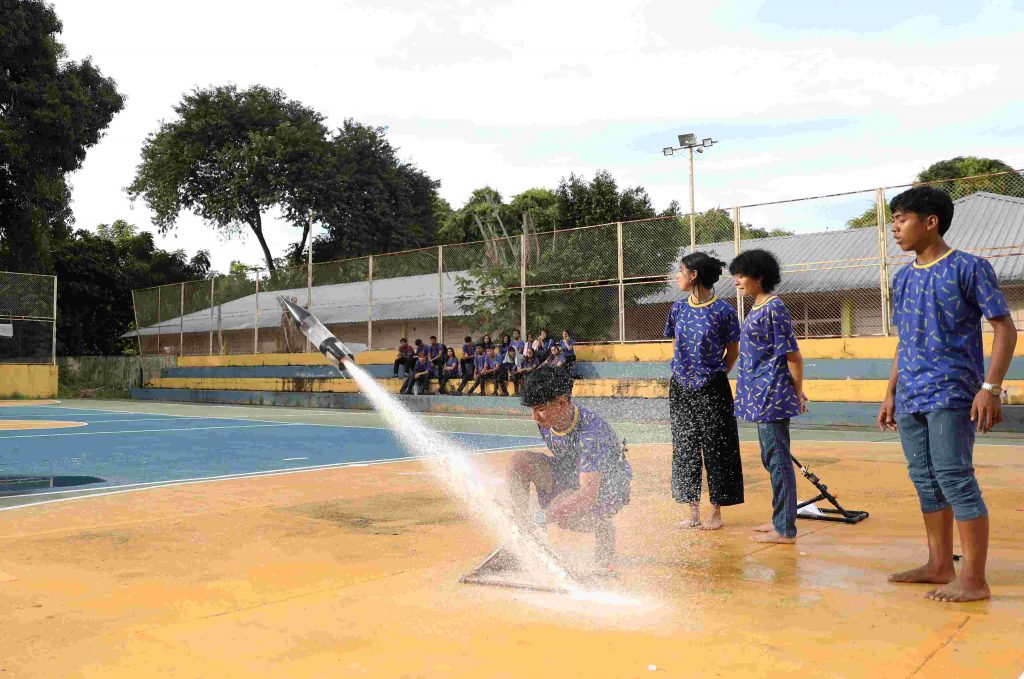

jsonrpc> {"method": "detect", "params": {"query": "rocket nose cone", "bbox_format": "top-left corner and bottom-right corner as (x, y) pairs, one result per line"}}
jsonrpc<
(278, 296), (309, 323)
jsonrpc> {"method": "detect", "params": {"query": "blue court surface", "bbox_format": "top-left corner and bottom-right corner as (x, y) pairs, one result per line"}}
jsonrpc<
(0, 404), (541, 504)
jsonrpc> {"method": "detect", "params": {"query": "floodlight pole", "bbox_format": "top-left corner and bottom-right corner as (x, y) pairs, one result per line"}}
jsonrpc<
(688, 146), (696, 253)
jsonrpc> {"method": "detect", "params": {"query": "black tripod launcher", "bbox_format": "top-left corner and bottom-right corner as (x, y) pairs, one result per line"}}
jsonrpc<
(792, 455), (869, 524)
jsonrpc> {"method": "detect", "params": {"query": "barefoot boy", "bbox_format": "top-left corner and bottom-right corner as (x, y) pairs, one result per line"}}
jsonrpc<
(729, 249), (808, 545)
(506, 366), (632, 568)
(878, 186), (1016, 603)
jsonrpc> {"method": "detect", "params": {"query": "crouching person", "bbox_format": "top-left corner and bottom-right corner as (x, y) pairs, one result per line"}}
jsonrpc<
(507, 366), (632, 569)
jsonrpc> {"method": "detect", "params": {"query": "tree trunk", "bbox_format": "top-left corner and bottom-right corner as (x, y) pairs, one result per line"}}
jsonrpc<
(248, 212), (276, 272)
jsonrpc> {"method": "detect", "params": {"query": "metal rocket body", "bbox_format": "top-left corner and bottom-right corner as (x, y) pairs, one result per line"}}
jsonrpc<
(278, 297), (356, 372)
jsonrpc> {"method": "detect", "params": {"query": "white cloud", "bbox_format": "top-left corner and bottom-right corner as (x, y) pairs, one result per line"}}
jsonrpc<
(49, 0), (1024, 272)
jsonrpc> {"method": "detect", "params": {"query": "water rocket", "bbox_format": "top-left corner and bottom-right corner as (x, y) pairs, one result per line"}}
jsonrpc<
(278, 297), (356, 371)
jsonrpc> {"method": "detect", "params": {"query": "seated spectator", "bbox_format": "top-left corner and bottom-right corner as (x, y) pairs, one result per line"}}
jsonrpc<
(534, 329), (554, 362)
(393, 338), (416, 378)
(400, 349), (433, 395)
(504, 344), (525, 396)
(479, 333), (495, 353)
(460, 336), (476, 378)
(427, 335), (447, 375)
(456, 345), (486, 395)
(545, 343), (566, 368)
(439, 347), (460, 394)
(510, 330), (526, 355)
(560, 330), (577, 376)
(468, 346), (505, 396)
(498, 334), (512, 360)
(513, 347), (540, 394)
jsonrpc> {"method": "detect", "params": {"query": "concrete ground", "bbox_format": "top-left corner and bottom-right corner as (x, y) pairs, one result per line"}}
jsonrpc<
(0, 402), (1022, 677)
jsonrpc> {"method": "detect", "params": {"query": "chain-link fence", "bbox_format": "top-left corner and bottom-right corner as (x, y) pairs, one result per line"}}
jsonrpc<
(0, 272), (56, 364)
(131, 169), (1024, 355)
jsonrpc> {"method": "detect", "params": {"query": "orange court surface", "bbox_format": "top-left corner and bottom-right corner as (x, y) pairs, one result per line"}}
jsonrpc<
(0, 401), (1022, 678)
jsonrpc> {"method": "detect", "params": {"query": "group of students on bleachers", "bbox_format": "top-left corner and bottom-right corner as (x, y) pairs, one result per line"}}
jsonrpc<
(392, 329), (577, 396)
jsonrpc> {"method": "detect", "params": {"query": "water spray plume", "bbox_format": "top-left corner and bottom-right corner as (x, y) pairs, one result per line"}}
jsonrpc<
(278, 296), (635, 601)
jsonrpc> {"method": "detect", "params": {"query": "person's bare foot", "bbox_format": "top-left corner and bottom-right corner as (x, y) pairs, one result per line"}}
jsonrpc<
(750, 531), (796, 544)
(699, 509), (723, 531)
(752, 523), (775, 533)
(926, 577), (990, 602)
(681, 516), (701, 528)
(888, 563), (956, 584)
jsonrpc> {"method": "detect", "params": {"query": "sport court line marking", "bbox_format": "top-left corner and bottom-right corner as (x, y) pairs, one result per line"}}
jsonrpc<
(0, 443), (536, 511)
(22, 404), (544, 440)
(0, 422), (298, 439)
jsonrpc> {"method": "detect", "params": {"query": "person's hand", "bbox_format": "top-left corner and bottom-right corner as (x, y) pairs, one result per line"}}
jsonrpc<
(971, 389), (1002, 433)
(799, 392), (809, 414)
(877, 394), (897, 432)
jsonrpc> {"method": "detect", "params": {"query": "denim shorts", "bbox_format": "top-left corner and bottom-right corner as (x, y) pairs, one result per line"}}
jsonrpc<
(895, 408), (987, 521)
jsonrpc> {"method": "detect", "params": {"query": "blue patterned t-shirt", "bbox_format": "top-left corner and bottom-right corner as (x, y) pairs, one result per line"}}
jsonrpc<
(734, 296), (802, 423)
(892, 249), (1010, 414)
(663, 295), (741, 389)
(538, 405), (632, 505)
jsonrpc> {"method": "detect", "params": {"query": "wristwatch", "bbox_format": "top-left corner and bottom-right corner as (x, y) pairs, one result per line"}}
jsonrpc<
(981, 382), (1002, 397)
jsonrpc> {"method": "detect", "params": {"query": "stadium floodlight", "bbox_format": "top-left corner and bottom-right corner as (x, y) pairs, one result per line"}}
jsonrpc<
(662, 132), (720, 253)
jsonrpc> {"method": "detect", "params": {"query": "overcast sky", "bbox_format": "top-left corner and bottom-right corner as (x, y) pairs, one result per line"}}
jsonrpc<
(51, 0), (1024, 273)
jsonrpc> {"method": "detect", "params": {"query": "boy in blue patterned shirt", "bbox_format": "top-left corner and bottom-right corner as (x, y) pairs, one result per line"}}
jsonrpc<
(729, 249), (807, 544)
(507, 365), (632, 567)
(878, 186), (1016, 603)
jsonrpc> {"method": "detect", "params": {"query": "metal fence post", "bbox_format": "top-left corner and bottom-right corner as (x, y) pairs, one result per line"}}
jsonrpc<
(520, 234), (527, 338)
(51, 275), (57, 364)
(254, 273), (260, 354)
(306, 242), (313, 353)
(156, 285), (161, 355)
(733, 207), (744, 324)
(367, 255), (374, 349)
(616, 221), (625, 343)
(132, 289), (143, 356)
(209, 278), (215, 356)
(179, 282), (185, 356)
(438, 245), (444, 343)
(876, 188), (891, 336)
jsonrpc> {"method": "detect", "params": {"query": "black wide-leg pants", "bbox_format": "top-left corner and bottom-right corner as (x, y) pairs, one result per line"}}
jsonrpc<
(669, 371), (744, 506)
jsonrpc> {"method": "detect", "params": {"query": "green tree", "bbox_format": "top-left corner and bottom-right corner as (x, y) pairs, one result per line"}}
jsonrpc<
(127, 85), (331, 272)
(53, 221), (210, 355)
(308, 120), (440, 262)
(848, 156), (1024, 228)
(0, 0), (124, 273)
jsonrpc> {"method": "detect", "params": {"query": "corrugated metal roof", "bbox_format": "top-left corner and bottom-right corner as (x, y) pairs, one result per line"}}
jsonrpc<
(640, 191), (1024, 305)
(134, 192), (1024, 335)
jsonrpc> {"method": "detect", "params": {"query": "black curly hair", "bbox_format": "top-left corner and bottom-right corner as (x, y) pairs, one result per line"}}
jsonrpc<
(519, 365), (573, 407)
(889, 186), (954, 236)
(680, 251), (727, 288)
(729, 249), (782, 293)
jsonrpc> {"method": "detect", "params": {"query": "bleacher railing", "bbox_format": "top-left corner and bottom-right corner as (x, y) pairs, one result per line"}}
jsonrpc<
(131, 169), (1024, 356)
(0, 271), (57, 364)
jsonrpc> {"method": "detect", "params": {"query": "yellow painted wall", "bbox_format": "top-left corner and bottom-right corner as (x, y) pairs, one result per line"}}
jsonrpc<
(0, 364), (58, 399)
(177, 332), (1024, 367)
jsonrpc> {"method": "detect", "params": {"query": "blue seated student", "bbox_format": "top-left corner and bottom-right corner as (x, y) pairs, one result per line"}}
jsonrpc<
(479, 333), (495, 353)
(498, 334), (512, 360)
(506, 365), (632, 568)
(878, 186), (1015, 603)
(439, 347), (461, 394)
(460, 336), (476, 378)
(545, 344), (566, 368)
(504, 344), (524, 395)
(534, 330), (554, 362)
(468, 347), (506, 396)
(729, 248), (807, 545)
(510, 330), (526, 355)
(393, 338), (415, 378)
(664, 252), (743, 531)
(512, 347), (539, 395)
(427, 335), (447, 375)
(456, 345), (486, 395)
(559, 330), (577, 376)
(400, 350), (433, 396)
